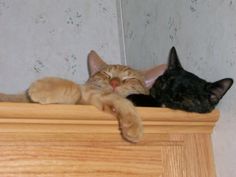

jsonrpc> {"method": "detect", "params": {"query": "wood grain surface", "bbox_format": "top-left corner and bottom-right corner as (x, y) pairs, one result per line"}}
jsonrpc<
(0, 103), (219, 177)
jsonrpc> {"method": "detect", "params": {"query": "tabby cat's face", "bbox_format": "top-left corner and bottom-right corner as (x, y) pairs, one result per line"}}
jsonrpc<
(87, 65), (148, 97)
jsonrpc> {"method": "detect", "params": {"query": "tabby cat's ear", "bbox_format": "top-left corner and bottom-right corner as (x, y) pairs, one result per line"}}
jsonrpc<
(168, 47), (183, 70)
(142, 64), (167, 88)
(209, 78), (233, 104)
(88, 50), (108, 76)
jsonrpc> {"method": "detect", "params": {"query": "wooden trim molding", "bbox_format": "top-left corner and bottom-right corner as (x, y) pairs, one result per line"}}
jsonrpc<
(0, 103), (219, 176)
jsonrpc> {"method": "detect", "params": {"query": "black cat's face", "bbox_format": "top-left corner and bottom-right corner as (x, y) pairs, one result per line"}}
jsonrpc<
(150, 47), (233, 113)
(151, 68), (215, 112)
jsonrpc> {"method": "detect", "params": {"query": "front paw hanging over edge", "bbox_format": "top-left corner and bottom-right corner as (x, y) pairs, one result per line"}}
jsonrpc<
(115, 100), (143, 143)
(119, 112), (143, 143)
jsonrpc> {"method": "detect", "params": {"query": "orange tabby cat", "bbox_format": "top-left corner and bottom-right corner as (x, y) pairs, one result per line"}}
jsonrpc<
(0, 51), (166, 142)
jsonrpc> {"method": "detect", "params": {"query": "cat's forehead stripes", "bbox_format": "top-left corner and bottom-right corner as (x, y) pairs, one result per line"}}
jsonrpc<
(101, 65), (143, 79)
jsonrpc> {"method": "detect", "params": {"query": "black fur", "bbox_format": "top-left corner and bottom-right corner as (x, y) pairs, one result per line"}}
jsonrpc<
(127, 94), (161, 107)
(127, 47), (233, 113)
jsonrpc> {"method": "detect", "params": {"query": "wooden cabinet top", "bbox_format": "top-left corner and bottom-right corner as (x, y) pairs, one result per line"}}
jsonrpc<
(0, 103), (219, 134)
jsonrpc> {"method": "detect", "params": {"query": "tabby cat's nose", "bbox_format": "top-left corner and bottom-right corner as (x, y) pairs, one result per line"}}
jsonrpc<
(109, 77), (121, 89)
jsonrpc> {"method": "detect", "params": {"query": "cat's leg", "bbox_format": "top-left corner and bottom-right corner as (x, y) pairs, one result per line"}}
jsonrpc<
(81, 87), (143, 143)
(0, 92), (30, 102)
(113, 97), (143, 143)
(28, 77), (81, 104)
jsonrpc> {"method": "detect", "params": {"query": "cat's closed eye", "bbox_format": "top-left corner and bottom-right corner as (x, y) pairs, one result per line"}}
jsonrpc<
(101, 71), (112, 79)
(122, 78), (137, 83)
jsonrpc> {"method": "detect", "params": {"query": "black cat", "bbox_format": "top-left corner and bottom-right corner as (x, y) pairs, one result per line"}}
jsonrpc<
(127, 47), (233, 113)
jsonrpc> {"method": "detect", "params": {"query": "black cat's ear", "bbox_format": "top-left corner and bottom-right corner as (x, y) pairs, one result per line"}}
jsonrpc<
(209, 78), (233, 104)
(88, 50), (108, 76)
(168, 47), (183, 70)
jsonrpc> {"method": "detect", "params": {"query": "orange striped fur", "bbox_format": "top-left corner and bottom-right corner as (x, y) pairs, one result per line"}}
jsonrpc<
(0, 51), (166, 142)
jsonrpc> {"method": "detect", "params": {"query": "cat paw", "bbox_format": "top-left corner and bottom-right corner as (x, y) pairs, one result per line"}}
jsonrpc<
(28, 77), (80, 104)
(119, 112), (143, 143)
(28, 77), (60, 104)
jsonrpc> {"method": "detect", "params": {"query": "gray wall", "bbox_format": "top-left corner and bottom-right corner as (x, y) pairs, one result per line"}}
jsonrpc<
(121, 0), (236, 176)
(0, 0), (122, 93)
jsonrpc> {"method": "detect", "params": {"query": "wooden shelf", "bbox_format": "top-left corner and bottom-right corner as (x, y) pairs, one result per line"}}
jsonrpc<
(0, 103), (219, 177)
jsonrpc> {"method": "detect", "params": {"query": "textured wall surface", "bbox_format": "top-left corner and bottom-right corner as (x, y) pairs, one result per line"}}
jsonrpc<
(121, 0), (236, 176)
(0, 0), (122, 93)
(1, 0), (236, 176)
